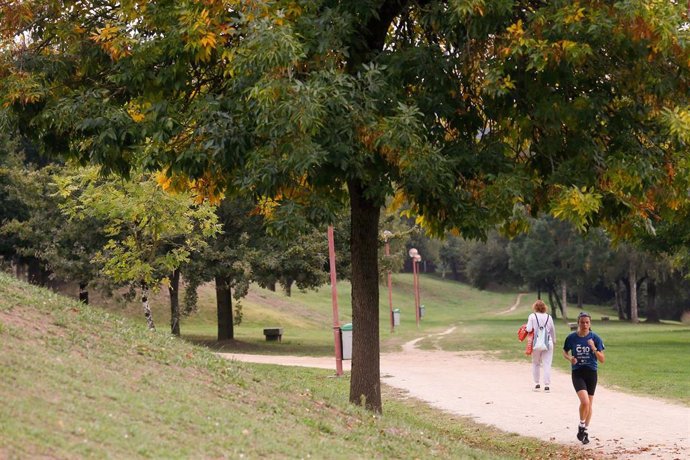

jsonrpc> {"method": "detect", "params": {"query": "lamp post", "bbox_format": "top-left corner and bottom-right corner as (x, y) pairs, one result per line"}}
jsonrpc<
(414, 253), (422, 324)
(383, 230), (394, 332)
(408, 248), (419, 328)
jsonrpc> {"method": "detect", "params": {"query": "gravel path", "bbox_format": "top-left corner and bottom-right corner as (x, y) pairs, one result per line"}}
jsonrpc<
(220, 328), (689, 460)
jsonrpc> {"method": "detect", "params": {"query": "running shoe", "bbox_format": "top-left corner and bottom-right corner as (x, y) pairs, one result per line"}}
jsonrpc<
(581, 431), (590, 445)
(544, 386), (550, 392)
(533, 384), (540, 392)
(577, 425), (586, 442)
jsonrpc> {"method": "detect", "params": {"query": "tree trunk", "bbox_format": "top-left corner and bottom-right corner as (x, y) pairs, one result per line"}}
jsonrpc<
(216, 275), (234, 341)
(621, 277), (632, 320)
(348, 180), (382, 413)
(283, 279), (293, 297)
(645, 278), (660, 323)
(141, 284), (156, 331)
(27, 256), (43, 285)
(547, 282), (560, 319)
(615, 280), (625, 320)
(629, 265), (639, 323)
(13, 256), (27, 282)
(78, 282), (89, 304)
(169, 268), (181, 336)
(561, 280), (569, 320)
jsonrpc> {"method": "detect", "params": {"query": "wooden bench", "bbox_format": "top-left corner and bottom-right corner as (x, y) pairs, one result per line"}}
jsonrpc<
(601, 316), (609, 321)
(263, 327), (283, 342)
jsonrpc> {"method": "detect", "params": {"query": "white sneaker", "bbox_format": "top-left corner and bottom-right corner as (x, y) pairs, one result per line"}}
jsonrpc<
(533, 384), (541, 392)
(544, 386), (550, 392)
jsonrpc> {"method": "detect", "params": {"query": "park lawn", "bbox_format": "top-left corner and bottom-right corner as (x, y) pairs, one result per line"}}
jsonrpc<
(177, 274), (521, 356)
(89, 272), (690, 405)
(1, 272), (592, 459)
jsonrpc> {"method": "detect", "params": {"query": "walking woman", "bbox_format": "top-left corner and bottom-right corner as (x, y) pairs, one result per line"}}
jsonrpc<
(525, 299), (556, 392)
(563, 311), (606, 445)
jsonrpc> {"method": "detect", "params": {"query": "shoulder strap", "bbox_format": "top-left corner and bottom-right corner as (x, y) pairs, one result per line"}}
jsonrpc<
(535, 314), (542, 328)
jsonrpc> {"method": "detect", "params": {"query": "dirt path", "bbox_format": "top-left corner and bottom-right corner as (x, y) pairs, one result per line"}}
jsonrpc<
(220, 328), (689, 459)
(496, 292), (529, 315)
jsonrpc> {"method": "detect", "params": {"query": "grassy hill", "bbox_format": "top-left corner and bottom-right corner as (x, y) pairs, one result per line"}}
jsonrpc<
(1, 272), (594, 459)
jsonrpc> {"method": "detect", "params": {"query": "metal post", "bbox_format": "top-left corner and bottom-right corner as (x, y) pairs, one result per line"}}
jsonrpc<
(384, 232), (394, 332)
(415, 254), (422, 324)
(413, 258), (419, 328)
(408, 248), (419, 329)
(328, 226), (343, 376)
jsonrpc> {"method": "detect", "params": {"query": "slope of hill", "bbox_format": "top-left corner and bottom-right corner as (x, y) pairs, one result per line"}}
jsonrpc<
(1, 272), (587, 459)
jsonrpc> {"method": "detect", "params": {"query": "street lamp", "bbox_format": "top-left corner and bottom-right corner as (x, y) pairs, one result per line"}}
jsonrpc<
(414, 253), (422, 325)
(383, 230), (394, 332)
(409, 248), (420, 328)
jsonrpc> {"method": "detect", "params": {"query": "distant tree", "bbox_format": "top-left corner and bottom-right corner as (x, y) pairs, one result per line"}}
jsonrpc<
(0, 161), (80, 286)
(465, 231), (521, 290)
(278, 231), (328, 297)
(438, 236), (468, 282)
(604, 243), (668, 323)
(252, 228), (326, 295)
(0, 152), (36, 275)
(181, 196), (261, 341)
(509, 217), (590, 319)
(56, 168), (219, 332)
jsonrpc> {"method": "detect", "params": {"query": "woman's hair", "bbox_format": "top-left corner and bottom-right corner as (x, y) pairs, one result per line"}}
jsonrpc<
(577, 311), (591, 323)
(532, 299), (547, 313)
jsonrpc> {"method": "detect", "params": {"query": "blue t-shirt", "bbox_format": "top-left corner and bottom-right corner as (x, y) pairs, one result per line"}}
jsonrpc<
(563, 331), (605, 371)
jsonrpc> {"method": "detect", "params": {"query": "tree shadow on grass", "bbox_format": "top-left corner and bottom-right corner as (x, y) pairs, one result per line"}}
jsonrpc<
(185, 335), (334, 356)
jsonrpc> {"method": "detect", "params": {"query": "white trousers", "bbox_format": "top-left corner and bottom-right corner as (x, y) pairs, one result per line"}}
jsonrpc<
(531, 344), (554, 385)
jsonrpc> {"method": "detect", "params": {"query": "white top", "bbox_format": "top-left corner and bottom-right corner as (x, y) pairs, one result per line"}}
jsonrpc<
(526, 312), (556, 344)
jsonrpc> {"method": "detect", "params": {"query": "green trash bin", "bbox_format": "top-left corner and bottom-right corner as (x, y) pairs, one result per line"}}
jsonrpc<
(340, 323), (353, 360)
(393, 308), (401, 326)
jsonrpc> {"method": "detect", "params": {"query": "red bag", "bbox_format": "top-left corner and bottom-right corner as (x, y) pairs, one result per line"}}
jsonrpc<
(518, 324), (528, 341)
(525, 332), (534, 356)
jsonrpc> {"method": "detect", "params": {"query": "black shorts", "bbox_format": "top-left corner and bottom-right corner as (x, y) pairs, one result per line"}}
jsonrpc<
(572, 368), (598, 395)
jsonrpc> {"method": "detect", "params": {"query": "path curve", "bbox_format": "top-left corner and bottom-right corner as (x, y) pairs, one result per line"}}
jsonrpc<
(220, 329), (689, 459)
(496, 292), (529, 315)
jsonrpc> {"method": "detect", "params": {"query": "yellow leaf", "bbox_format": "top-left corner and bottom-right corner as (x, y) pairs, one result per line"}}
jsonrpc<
(507, 20), (524, 39)
(387, 190), (408, 213)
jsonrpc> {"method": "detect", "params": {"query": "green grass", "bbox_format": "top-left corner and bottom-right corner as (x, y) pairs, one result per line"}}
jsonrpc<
(2, 272), (594, 459)
(135, 273), (690, 405)
(78, 271), (690, 405)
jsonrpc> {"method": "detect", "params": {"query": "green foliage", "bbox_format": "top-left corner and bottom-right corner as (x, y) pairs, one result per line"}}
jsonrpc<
(464, 231), (520, 290)
(551, 186), (603, 232)
(508, 216), (611, 310)
(55, 167), (220, 291)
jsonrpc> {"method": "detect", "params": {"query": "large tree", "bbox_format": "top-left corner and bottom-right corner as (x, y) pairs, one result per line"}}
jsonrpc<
(2, 0), (689, 412)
